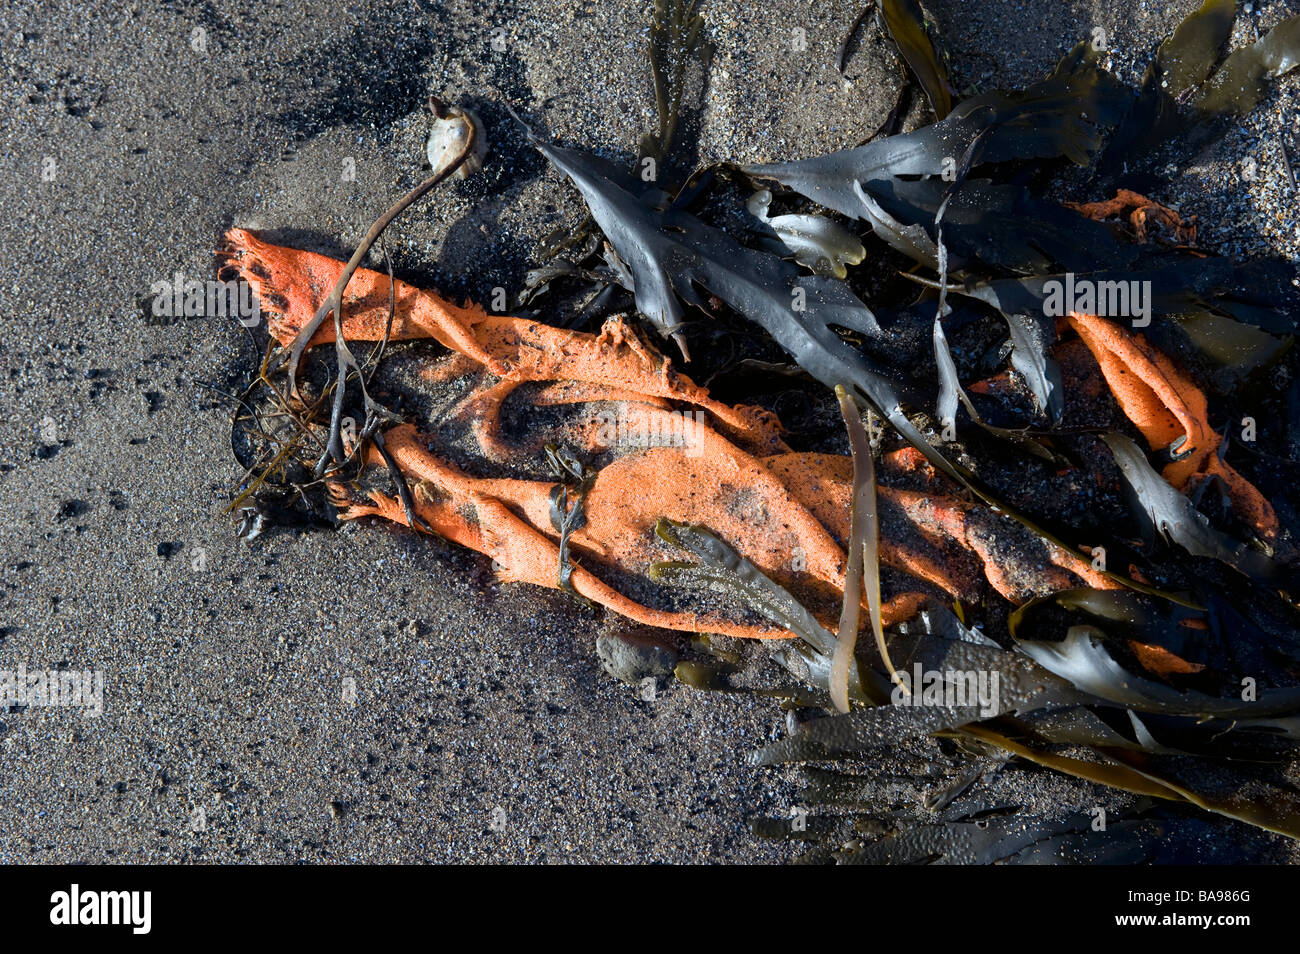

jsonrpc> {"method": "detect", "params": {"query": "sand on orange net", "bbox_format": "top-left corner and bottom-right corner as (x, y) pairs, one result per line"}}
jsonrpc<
(232, 229), (1289, 646)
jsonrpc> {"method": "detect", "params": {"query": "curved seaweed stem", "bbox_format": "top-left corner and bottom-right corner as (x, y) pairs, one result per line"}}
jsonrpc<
(832, 385), (895, 712)
(279, 98), (478, 472)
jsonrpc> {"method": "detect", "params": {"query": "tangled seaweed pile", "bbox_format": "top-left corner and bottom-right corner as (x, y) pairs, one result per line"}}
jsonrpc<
(220, 0), (1300, 862)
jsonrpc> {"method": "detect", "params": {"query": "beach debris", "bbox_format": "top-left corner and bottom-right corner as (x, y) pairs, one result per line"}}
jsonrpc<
(216, 0), (1300, 858)
(225, 228), (1112, 638)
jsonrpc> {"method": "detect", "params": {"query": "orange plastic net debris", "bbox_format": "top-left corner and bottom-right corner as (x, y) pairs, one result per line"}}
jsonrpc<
(220, 226), (1275, 648)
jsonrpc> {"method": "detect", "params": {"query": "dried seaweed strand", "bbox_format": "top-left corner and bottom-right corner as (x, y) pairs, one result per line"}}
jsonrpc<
(832, 386), (894, 712)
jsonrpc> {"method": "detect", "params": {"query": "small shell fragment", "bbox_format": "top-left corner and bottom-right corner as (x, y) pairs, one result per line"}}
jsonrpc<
(426, 96), (488, 180)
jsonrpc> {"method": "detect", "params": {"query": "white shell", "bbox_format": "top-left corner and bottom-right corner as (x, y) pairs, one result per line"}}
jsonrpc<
(426, 107), (488, 180)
